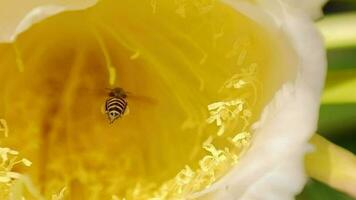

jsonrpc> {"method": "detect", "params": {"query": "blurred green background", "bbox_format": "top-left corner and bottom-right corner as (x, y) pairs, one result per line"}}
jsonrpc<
(297, 0), (356, 199)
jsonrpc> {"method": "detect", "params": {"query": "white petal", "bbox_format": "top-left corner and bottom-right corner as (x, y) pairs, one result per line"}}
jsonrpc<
(194, 0), (326, 199)
(0, 0), (98, 43)
(279, 0), (328, 19)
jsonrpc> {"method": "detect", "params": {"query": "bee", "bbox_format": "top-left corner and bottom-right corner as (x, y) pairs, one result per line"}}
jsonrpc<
(105, 87), (129, 124)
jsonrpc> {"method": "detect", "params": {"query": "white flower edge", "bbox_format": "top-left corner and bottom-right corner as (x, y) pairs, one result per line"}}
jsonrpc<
(0, 0), (326, 43)
(280, 0), (328, 19)
(0, 0), (97, 43)
(193, 0), (326, 200)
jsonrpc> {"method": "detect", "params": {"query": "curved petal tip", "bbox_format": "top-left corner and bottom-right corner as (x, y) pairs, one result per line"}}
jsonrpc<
(0, 0), (98, 43)
(282, 0), (328, 19)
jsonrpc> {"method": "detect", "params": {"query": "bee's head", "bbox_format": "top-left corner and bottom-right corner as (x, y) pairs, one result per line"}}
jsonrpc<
(107, 87), (127, 98)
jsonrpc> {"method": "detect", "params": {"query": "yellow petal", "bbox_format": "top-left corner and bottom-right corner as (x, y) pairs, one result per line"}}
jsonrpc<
(306, 134), (356, 198)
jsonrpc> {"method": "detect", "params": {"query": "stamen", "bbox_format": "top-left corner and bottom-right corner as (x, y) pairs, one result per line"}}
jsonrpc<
(175, 0), (187, 18)
(231, 131), (251, 148)
(237, 48), (247, 66)
(222, 63), (260, 105)
(21, 159), (32, 167)
(130, 51), (141, 60)
(92, 28), (117, 86)
(101, 25), (142, 61)
(12, 42), (25, 73)
(226, 40), (240, 58)
(160, 21), (209, 66)
(0, 119), (9, 137)
(0, 146), (31, 184)
(193, 0), (216, 14)
(147, 142), (238, 199)
(213, 24), (224, 47)
(175, 165), (195, 190)
(151, 0), (158, 14)
(207, 99), (245, 136)
(52, 187), (67, 200)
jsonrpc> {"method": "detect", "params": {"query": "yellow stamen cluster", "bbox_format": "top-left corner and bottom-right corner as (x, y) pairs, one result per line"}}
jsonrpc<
(118, 63), (258, 199)
(140, 54), (260, 199)
(207, 99), (246, 136)
(0, 121), (32, 199)
(51, 187), (67, 200)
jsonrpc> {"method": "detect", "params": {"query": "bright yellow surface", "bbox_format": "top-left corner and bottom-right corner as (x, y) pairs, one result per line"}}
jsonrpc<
(0, 0), (292, 199)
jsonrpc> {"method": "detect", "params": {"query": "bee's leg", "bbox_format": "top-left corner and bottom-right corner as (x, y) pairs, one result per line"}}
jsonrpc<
(109, 118), (114, 124)
(124, 106), (130, 116)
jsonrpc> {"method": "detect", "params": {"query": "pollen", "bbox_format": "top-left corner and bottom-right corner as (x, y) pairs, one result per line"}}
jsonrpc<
(0, 143), (32, 199)
(52, 187), (67, 200)
(231, 131), (252, 148)
(207, 99), (246, 136)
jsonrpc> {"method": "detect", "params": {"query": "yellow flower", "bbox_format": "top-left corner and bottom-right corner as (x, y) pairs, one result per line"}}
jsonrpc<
(0, 0), (345, 200)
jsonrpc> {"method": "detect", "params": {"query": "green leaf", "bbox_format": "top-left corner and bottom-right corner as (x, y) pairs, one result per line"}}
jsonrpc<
(317, 12), (356, 49)
(297, 180), (356, 200)
(322, 69), (356, 104)
(318, 104), (356, 137)
(327, 48), (356, 70)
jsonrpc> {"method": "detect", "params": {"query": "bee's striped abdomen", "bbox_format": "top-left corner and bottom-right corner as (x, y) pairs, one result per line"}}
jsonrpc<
(105, 97), (127, 123)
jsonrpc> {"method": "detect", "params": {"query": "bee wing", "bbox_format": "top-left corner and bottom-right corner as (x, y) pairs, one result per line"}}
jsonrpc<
(127, 94), (158, 105)
(123, 106), (130, 116)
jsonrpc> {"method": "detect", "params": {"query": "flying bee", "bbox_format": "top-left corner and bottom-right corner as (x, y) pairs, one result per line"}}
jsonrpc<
(105, 87), (129, 124)
(104, 87), (158, 124)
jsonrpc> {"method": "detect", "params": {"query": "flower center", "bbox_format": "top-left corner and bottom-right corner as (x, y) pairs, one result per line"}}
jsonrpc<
(0, 0), (296, 199)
